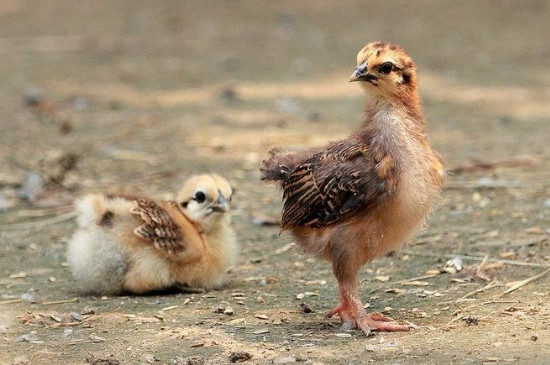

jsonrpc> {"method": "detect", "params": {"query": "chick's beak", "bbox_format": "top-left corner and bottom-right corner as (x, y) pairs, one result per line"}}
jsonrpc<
(350, 61), (377, 83)
(210, 194), (229, 213)
(350, 61), (368, 82)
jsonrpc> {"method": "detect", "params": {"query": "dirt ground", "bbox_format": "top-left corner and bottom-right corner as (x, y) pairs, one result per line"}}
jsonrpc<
(1, 1), (550, 364)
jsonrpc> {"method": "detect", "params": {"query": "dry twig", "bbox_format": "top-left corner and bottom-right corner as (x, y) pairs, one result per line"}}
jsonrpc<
(401, 250), (550, 268)
(0, 211), (77, 231)
(0, 299), (23, 305)
(396, 274), (440, 285)
(501, 267), (550, 296)
(42, 297), (80, 305)
(456, 280), (500, 303)
(475, 255), (491, 282)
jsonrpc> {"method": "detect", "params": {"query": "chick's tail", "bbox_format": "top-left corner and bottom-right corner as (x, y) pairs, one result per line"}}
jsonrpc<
(259, 148), (294, 185)
(73, 194), (113, 228)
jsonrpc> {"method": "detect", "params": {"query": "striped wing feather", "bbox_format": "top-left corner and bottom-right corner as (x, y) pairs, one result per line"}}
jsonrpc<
(130, 199), (185, 254)
(281, 140), (392, 229)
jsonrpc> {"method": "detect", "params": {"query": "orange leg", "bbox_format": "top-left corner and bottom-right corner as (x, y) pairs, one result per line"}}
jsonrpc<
(327, 274), (410, 335)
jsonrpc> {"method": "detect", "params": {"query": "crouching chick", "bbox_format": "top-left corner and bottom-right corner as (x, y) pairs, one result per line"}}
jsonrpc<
(66, 174), (239, 295)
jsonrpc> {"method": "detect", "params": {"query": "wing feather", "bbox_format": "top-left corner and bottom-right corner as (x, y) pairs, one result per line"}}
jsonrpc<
(280, 139), (397, 230)
(130, 199), (186, 255)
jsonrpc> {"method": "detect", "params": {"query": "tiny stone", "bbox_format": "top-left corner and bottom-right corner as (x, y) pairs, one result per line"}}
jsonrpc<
(224, 307), (234, 315)
(229, 352), (253, 363)
(295, 293), (305, 300)
(17, 173), (43, 202)
(444, 257), (463, 273)
(24, 88), (44, 106)
(299, 303), (314, 313)
(70, 312), (84, 322)
(20, 293), (36, 303)
(530, 335), (538, 342)
(81, 306), (96, 315)
(143, 354), (157, 364)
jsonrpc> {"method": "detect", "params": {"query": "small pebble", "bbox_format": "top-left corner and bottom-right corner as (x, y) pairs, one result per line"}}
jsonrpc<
(299, 303), (314, 313)
(16, 173), (43, 202)
(229, 352), (253, 363)
(444, 257), (463, 274)
(81, 306), (96, 315)
(70, 312), (84, 322)
(24, 88), (44, 106)
(20, 293), (36, 303)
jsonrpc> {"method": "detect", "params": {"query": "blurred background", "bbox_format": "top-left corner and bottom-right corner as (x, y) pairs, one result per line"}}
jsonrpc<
(1, 1), (549, 364)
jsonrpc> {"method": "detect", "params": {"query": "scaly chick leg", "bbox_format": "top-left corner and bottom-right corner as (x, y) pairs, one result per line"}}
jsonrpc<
(327, 263), (409, 335)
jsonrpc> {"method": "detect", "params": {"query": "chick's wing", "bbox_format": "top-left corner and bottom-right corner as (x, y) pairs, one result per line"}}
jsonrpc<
(281, 139), (396, 230)
(131, 199), (186, 254)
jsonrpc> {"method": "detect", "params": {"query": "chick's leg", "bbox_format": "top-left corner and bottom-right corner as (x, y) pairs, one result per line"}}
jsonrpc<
(327, 258), (410, 335)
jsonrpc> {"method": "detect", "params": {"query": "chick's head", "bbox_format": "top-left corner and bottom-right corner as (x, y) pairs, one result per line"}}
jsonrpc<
(350, 42), (417, 102)
(177, 174), (233, 232)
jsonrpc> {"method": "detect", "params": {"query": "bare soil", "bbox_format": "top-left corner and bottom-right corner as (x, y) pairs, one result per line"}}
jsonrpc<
(1, 1), (549, 364)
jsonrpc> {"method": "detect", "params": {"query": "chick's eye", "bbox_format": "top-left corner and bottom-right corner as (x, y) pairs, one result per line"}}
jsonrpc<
(194, 191), (206, 204)
(379, 62), (393, 74)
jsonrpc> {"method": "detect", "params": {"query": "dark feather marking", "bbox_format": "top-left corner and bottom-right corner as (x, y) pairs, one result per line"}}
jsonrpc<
(97, 210), (114, 227)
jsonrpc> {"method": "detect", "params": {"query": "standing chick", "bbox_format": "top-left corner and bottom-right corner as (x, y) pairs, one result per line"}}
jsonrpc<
(260, 42), (444, 335)
(67, 174), (239, 295)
